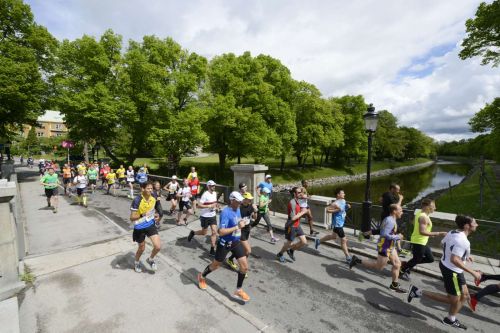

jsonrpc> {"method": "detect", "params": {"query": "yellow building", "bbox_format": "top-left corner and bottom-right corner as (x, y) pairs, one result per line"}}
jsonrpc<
(23, 110), (68, 138)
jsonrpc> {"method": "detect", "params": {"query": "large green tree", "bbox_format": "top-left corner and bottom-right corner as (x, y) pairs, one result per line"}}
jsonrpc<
(469, 97), (500, 161)
(373, 110), (406, 160)
(459, 0), (500, 67)
(0, 0), (57, 137)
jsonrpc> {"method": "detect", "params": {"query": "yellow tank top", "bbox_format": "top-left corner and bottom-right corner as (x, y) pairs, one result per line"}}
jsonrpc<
(411, 210), (432, 245)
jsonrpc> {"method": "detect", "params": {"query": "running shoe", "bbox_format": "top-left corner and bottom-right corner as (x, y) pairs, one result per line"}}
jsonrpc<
(233, 289), (250, 302)
(468, 294), (477, 312)
(270, 237), (279, 243)
(226, 258), (238, 271)
(187, 230), (195, 242)
(209, 247), (216, 257)
(357, 232), (364, 242)
(474, 271), (483, 286)
(389, 282), (407, 293)
(134, 262), (142, 273)
(407, 285), (420, 303)
(399, 249), (411, 258)
(441, 317), (467, 330)
(310, 230), (319, 236)
(314, 238), (320, 250)
(345, 256), (352, 264)
(146, 258), (157, 271)
(399, 270), (411, 282)
(286, 249), (296, 261)
(53, 207), (57, 214)
(277, 253), (285, 263)
(349, 255), (360, 269)
(197, 273), (207, 290)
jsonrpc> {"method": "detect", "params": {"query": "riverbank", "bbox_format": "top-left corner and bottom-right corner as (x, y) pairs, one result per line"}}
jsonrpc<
(274, 160), (435, 191)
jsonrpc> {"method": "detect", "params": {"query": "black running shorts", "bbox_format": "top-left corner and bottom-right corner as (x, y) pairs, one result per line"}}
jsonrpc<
(240, 226), (251, 241)
(132, 224), (158, 243)
(333, 227), (346, 238)
(215, 241), (245, 263)
(45, 188), (58, 198)
(200, 216), (217, 229)
(179, 200), (192, 211)
(63, 178), (71, 184)
(76, 188), (86, 196)
(285, 221), (304, 241)
(440, 261), (466, 296)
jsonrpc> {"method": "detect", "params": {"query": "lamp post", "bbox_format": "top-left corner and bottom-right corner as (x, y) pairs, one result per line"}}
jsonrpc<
(361, 104), (379, 234)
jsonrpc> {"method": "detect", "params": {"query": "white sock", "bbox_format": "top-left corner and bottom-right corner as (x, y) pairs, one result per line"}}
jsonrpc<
(135, 260), (139, 265)
(448, 315), (456, 322)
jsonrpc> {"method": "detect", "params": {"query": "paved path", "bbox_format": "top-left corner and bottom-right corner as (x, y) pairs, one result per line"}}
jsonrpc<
(15, 167), (500, 332)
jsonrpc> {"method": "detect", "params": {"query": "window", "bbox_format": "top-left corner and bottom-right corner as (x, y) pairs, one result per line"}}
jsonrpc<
(37, 132), (44, 137)
(55, 124), (63, 130)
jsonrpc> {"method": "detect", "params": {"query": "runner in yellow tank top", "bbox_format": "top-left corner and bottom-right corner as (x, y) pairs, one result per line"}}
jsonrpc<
(400, 198), (447, 281)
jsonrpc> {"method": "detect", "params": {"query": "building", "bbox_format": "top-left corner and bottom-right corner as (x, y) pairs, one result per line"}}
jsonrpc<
(23, 110), (68, 138)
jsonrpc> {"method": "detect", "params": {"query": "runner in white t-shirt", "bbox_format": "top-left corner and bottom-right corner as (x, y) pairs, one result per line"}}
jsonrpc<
(176, 178), (193, 226)
(187, 180), (219, 256)
(72, 169), (88, 207)
(126, 166), (135, 199)
(407, 215), (481, 330)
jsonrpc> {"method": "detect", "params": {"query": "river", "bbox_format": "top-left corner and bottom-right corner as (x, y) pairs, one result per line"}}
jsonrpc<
(308, 161), (472, 205)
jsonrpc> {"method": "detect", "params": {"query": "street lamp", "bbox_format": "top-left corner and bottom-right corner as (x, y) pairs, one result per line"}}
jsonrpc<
(361, 104), (379, 235)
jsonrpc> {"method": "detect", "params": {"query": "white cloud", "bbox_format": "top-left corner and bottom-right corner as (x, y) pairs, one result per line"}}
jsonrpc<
(26, 0), (500, 141)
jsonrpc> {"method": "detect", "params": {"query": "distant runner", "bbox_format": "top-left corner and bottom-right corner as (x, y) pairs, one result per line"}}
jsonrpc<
(40, 166), (59, 213)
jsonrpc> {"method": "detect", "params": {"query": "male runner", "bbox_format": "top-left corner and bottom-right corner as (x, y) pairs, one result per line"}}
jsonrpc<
(187, 166), (197, 181)
(87, 163), (98, 193)
(136, 167), (148, 185)
(73, 169), (88, 207)
(399, 198), (447, 281)
(163, 175), (179, 215)
(130, 181), (161, 273)
(62, 163), (73, 196)
(187, 180), (218, 256)
(469, 273), (500, 311)
(106, 169), (117, 195)
(151, 181), (164, 228)
(277, 187), (309, 263)
(197, 191), (250, 302)
(176, 178), (193, 225)
(126, 166), (135, 198)
(315, 188), (352, 263)
(99, 164), (110, 189)
(40, 166), (59, 213)
(349, 204), (406, 293)
(116, 165), (126, 189)
(301, 180), (317, 235)
(254, 187), (279, 243)
(407, 215), (481, 330)
(256, 174), (273, 196)
(189, 175), (200, 214)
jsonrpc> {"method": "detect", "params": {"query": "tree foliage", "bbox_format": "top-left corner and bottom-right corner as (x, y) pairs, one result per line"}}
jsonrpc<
(459, 0), (500, 67)
(468, 97), (500, 161)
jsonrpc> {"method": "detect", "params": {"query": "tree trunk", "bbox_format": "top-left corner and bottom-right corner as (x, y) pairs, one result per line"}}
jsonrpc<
(83, 142), (89, 163)
(312, 154), (316, 166)
(296, 153), (302, 166)
(218, 152), (226, 170)
(102, 144), (122, 164)
(237, 154), (241, 164)
(280, 154), (285, 171)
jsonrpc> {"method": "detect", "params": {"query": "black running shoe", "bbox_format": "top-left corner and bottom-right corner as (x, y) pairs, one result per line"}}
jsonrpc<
(209, 247), (215, 257)
(187, 230), (195, 242)
(286, 249), (295, 261)
(349, 255), (360, 269)
(389, 282), (407, 293)
(399, 270), (411, 282)
(441, 317), (467, 330)
(407, 285), (420, 303)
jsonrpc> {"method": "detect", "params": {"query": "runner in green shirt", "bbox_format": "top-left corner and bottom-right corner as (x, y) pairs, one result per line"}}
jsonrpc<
(40, 166), (60, 213)
(87, 166), (98, 194)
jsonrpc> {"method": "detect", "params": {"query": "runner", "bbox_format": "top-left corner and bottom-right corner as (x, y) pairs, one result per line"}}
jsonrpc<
(187, 166), (197, 181)
(256, 174), (273, 197)
(226, 192), (257, 273)
(407, 215), (481, 330)
(116, 165), (126, 189)
(151, 181), (164, 228)
(87, 163), (98, 193)
(254, 187), (279, 243)
(187, 180), (218, 256)
(277, 187), (309, 263)
(349, 204), (407, 293)
(469, 273), (500, 311)
(126, 166), (135, 198)
(38, 159), (46, 176)
(106, 169), (117, 196)
(315, 188), (353, 263)
(189, 175), (200, 215)
(99, 163), (110, 190)
(130, 181), (161, 273)
(301, 180), (317, 235)
(72, 169), (88, 207)
(163, 175), (180, 215)
(238, 182), (248, 195)
(176, 178), (193, 226)
(40, 166), (59, 213)
(399, 198), (447, 281)
(197, 191), (250, 302)
(62, 163), (73, 196)
(136, 167), (148, 185)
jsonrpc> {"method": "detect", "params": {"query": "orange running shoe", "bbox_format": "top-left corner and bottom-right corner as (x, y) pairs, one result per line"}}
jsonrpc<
(233, 289), (250, 302)
(198, 273), (207, 290)
(468, 294), (478, 312)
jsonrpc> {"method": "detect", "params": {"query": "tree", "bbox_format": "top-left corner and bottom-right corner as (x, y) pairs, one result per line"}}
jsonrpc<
(24, 126), (38, 154)
(0, 0), (57, 137)
(400, 127), (435, 160)
(459, 0), (500, 67)
(372, 110), (406, 160)
(469, 97), (500, 161)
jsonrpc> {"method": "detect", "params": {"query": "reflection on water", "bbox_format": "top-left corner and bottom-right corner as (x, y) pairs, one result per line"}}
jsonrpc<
(309, 162), (472, 205)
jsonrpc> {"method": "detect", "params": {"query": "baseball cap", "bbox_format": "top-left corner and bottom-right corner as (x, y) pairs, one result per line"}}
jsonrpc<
(239, 182), (247, 189)
(262, 187), (271, 194)
(229, 191), (244, 202)
(139, 167), (144, 170)
(243, 192), (254, 200)
(172, 175), (177, 180)
(207, 180), (216, 186)
(265, 174), (272, 179)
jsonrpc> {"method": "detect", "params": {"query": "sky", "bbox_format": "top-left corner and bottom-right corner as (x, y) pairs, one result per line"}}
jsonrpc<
(26, 0), (500, 142)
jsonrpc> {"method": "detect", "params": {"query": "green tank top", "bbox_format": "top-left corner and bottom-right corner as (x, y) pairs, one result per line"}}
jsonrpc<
(411, 210), (432, 245)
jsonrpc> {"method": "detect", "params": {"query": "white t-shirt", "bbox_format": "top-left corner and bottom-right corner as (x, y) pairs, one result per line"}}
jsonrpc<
(167, 181), (179, 194)
(178, 186), (191, 202)
(440, 230), (470, 273)
(126, 170), (135, 182)
(199, 190), (218, 218)
(73, 175), (88, 189)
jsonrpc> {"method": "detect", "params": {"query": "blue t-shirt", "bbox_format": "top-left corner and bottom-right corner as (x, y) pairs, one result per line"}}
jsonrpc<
(136, 172), (148, 184)
(218, 206), (242, 244)
(258, 181), (273, 197)
(332, 199), (347, 228)
(130, 195), (156, 230)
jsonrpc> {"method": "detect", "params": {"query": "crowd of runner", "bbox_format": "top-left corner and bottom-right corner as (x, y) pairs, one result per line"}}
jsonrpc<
(34, 159), (497, 330)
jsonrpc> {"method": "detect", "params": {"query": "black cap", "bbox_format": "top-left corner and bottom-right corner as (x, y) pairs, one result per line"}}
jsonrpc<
(239, 182), (247, 189)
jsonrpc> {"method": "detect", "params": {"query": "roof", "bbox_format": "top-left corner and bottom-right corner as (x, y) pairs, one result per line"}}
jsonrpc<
(38, 110), (64, 123)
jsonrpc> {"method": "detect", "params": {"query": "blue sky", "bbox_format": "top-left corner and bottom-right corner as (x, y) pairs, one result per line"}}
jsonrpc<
(26, 0), (500, 141)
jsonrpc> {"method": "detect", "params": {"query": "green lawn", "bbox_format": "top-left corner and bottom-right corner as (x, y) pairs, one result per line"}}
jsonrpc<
(436, 164), (500, 221)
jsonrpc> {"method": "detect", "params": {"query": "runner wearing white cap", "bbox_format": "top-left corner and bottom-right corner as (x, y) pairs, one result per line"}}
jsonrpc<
(163, 175), (180, 215)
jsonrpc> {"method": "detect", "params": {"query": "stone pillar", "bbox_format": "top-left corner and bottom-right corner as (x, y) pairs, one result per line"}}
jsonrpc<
(0, 179), (23, 301)
(307, 195), (333, 225)
(230, 164), (268, 199)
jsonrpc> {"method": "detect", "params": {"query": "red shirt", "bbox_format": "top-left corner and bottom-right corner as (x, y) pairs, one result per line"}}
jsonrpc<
(287, 199), (301, 228)
(189, 178), (200, 195)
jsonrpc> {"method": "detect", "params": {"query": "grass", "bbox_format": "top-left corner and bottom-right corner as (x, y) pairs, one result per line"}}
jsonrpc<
(436, 164), (500, 221)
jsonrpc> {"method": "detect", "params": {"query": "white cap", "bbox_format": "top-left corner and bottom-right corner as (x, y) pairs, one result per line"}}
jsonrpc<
(262, 187), (271, 194)
(229, 191), (244, 202)
(172, 175), (177, 180)
(207, 180), (216, 186)
(265, 174), (272, 179)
